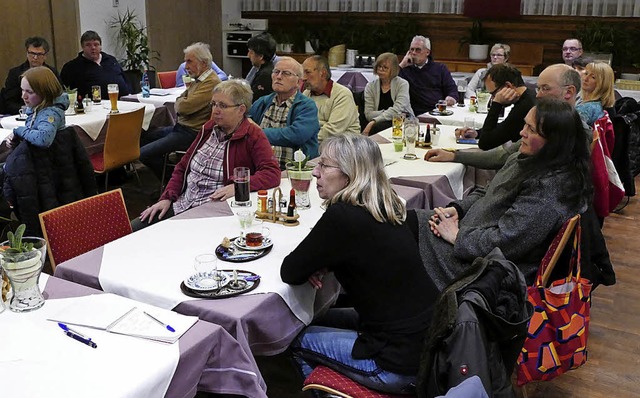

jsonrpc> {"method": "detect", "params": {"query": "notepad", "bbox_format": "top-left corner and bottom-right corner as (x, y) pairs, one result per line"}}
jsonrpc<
(149, 88), (173, 96)
(47, 293), (197, 344)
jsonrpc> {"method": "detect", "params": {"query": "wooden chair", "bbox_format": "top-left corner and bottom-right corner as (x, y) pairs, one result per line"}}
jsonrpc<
(303, 365), (408, 398)
(157, 70), (177, 89)
(90, 107), (145, 191)
(38, 189), (132, 271)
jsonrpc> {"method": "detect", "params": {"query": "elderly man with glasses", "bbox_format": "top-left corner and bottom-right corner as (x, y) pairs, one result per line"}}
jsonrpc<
(562, 38), (584, 66)
(0, 36), (59, 115)
(399, 35), (458, 116)
(249, 56), (320, 170)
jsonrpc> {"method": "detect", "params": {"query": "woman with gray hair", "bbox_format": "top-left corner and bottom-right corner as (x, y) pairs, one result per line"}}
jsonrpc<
(466, 43), (511, 98)
(135, 79), (280, 229)
(363, 52), (414, 136)
(281, 133), (437, 394)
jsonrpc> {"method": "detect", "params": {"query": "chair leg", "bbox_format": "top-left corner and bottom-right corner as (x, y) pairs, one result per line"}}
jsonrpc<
(131, 162), (142, 188)
(104, 172), (109, 192)
(160, 153), (169, 192)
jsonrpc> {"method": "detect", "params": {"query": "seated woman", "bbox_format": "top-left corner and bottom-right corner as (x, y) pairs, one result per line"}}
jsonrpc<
(420, 98), (591, 289)
(281, 134), (438, 394)
(466, 43), (510, 98)
(577, 61), (615, 127)
(4, 66), (69, 148)
(362, 52), (413, 136)
(135, 79), (280, 229)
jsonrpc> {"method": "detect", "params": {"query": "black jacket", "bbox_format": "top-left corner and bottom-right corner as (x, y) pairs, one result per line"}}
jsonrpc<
(3, 127), (97, 236)
(417, 248), (533, 398)
(0, 61), (59, 115)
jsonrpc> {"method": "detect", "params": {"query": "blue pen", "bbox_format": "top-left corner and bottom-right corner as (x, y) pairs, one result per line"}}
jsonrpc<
(58, 323), (97, 349)
(143, 311), (176, 333)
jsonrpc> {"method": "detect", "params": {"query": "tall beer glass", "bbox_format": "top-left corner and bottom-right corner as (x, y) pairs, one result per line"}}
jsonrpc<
(107, 84), (119, 114)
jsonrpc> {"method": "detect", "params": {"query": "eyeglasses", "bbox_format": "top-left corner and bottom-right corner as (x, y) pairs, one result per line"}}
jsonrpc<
(409, 47), (425, 53)
(315, 161), (341, 172)
(272, 69), (298, 78)
(490, 53), (505, 58)
(535, 84), (571, 94)
(27, 51), (47, 58)
(209, 101), (241, 110)
(377, 64), (390, 71)
(562, 47), (582, 52)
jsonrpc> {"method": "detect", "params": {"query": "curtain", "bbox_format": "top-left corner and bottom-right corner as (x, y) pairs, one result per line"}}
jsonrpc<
(241, 0), (640, 16)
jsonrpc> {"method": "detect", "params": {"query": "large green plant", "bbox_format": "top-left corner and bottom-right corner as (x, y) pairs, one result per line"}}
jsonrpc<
(459, 20), (493, 46)
(108, 8), (159, 72)
(577, 21), (617, 53)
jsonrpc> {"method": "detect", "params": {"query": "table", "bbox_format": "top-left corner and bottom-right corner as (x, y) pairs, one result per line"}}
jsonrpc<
(417, 99), (511, 128)
(0, 102), (175, 157)
(121, 87), (185, 107)
(617, 89), (640, 102)
(0, 274), (265, 398)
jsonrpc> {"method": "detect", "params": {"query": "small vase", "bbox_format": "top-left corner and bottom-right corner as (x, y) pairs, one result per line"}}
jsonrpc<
(0, 237), (47, 312)
(286, 163), (314, 210)
(65, 92), (77, 115)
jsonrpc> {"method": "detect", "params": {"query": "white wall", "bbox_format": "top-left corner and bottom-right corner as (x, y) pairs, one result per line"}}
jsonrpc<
(78, 0), (146, 60)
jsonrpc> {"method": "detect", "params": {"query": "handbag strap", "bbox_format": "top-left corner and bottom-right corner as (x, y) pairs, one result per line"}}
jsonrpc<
(537, 214), (581, 287)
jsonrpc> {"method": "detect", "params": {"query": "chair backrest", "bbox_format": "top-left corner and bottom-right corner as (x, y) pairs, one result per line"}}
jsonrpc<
(538, 214), (580, 287)
(157, 71), (177, 89)
(303, 365), (407, 398)
(102, 107), (145, 172)
(39, 189), (132, 271)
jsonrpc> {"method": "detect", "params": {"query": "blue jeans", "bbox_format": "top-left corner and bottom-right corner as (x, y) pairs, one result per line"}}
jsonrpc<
(140, 123), (196, 179)
(290, 309), (417, 395)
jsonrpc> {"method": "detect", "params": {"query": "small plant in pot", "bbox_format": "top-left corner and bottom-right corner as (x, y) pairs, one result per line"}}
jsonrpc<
(286, 150), (314, 210)
(0, 224), (47, 312)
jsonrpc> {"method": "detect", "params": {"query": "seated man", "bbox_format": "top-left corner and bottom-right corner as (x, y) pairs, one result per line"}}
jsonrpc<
(134, 79), (280, 230)
(302, 55), (360, 140)
(140, 42), (221, 179)
(456, 64), (536, 150)
(60, 30), (131, 99)
(176, 60), (227, 86)
(247, 32), (276, 102)
(1, 36), (59, 115)
(399, 35), (458, 115)
(562, 38), (583, 66)
(249, 56), (320, 170)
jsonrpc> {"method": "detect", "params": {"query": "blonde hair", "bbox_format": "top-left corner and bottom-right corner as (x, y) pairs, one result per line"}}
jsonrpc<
(321, 134), (406, 225)
(373, 52), (400, 79)
(582, 62), (615, 108)
(490, 43), (511, 61)
(21, 66), (62, 110)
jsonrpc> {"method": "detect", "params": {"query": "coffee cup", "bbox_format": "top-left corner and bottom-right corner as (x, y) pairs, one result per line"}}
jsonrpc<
(436, 100), (447, 114)
(245, 220), (270, 247)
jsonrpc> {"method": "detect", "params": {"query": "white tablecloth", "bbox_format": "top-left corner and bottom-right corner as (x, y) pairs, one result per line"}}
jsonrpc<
(0, 102), (155, 140)
(418, 99), (511, 128)
(134, 87), (185, 106)
(0, 279), (180, 398)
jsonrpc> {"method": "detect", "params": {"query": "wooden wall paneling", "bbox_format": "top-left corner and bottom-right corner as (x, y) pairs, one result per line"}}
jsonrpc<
(50, 0), (81, 69)
(146, 0), (223, 73)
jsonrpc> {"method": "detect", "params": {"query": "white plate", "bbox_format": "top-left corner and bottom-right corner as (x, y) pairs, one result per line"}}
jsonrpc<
(234, 236), (273, 251)
(184, 271), (231, 291)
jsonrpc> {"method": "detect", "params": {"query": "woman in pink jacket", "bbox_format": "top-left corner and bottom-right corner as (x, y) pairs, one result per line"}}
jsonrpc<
(134, 79), (280, 230)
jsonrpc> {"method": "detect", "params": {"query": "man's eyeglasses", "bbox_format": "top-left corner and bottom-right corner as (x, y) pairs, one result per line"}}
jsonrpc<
(272, 69), (298, 78)
(209, 101), (241, 110)
(562, 47), (582, 52)
(409, 47), (424, 53)
(490, 53), (505, 58)
(535, 84), (571, 94)
(27, 51), (47, 58)
(315, 161), (341, 172)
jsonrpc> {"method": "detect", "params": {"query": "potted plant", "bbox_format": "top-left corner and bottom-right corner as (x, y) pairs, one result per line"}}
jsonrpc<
(108, 8), (159, 91)
(286, 150), (314, 209)
(0, 224), (47, 312)
(576, 21), (619, 66)
(459, 20), (493, 62)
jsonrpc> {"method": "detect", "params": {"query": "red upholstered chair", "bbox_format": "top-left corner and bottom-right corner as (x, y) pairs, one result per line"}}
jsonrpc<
(302, 365), (410, 398)
(157, 70), (177, 89)
(38, 189), (132, 271)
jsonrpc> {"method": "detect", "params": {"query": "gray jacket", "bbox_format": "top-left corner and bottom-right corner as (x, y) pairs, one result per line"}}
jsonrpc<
(364, 76), (414, 122)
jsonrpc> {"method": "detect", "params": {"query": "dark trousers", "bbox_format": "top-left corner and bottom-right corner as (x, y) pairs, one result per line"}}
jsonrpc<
(140, 123), (197, 179)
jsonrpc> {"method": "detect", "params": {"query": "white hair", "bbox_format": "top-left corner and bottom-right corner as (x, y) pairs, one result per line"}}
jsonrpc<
(412, 35), (431, 50)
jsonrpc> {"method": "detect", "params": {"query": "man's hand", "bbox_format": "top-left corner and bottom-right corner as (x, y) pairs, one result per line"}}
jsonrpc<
(445, 96), (457, 107)
(140, 199), (172, 223)
(424, 148), (455, 162)
(455, 128), (478, 139)
(399, 51), (412, 68)
(210, 184), (235, 201)
(493, 86), (520, 105)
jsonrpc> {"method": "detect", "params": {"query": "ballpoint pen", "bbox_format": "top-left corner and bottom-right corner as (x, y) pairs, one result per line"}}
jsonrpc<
(58, 323), (97, 349)
(143, 311), (176, 332)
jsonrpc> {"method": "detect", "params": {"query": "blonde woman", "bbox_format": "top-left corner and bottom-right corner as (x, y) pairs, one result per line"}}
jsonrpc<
(282, 133), (437, 394)
(363, 52), (413, 135)
(577, 61), (615, 127)
(466, 43), (511, 98)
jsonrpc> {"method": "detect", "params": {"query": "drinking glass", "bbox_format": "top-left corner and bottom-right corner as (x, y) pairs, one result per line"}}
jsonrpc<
(436, 100), (447, 114)
(92, 85), (102, 103)
(236, 210), (255, 237)
(107, 84), (119, 114)
(457, 79), (467, 107)
(245, 220), (271, 248)
(194, 253), (220, 287)
(477, 91), (491, 114)
(286, 163), (313, 210)
(464, 117), (475, 130)
(182, 75), (193, 89)
(403, 117), (419, 160)
(232, 167), (251, 207)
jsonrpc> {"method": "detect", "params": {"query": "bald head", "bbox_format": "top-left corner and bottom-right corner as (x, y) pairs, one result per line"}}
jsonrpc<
(536, 64), (581, 106)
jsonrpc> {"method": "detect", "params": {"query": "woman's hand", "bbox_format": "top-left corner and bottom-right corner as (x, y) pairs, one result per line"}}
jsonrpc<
(308, 268), (327, 290)
(455, 128), (478, 139)
(140, 199), (172, 222)
(428, 207), (459, 244)
(424, 148), (455, 162)
(362, 120), (375, 136)
(210, 184), (234, 201)
(4, 133), (14, 149)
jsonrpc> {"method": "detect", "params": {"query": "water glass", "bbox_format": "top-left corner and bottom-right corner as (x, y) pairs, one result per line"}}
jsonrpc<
(464, 117), (475, 130)
(194, 253), (220, 287)
(236, 210), (255, 236)
(107, 84), (119, 114)
(403, 117), (419, 160)
(233, 167), (251, 207)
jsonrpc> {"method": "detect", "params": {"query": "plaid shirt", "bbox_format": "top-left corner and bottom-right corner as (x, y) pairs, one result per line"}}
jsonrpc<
(173, 126), (230, 213)
(261, 95), (295, 170)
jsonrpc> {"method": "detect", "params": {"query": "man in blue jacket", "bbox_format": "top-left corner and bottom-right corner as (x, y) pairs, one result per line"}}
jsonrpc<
(249, 56), (319, 170)
(399, 35), (458, 116)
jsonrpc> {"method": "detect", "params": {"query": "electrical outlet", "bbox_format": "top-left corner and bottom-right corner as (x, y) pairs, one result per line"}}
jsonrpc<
(113, 0), (119, 7)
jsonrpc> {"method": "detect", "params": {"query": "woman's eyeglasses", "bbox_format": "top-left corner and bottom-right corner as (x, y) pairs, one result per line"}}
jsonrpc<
(315, 161), (341, 172)
(209, 101), (241, 110)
